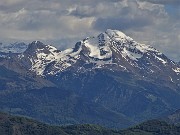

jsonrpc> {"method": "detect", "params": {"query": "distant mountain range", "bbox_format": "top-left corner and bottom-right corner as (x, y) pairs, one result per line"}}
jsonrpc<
(0, 42), (27, 53)
(0, 29), (179, 128)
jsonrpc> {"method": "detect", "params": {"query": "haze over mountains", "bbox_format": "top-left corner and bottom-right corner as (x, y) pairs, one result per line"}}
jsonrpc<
(0, 29), (179, 129)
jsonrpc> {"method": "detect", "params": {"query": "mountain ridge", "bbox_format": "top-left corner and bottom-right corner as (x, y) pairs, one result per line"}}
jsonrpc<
(3, 29), (177, 80)
(0, 29), (179, 129)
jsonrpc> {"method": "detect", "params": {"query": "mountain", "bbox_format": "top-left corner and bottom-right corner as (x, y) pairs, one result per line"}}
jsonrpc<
(121, 120), (180, 135)
(0, 112), (180, 135)
(15, 30), (179, 89)
(17, 30), (179, 79)
(0, 29), (179, 128)
(0, 66), (54, 91)
(0, 86), (133, 129)
(0, 42), (27, 53)
(0, 58), (55, 91)
(163, 109), (180, 124)
(0, 40), (133, 128)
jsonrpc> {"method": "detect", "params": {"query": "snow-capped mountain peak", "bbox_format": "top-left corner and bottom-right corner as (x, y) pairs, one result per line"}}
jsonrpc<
(20, 41), (82, 76)
(25, 41), (59, 55)
(1, 29), (177, 79)
(80, 29), (161, 64)
(106, 29), (128, 40)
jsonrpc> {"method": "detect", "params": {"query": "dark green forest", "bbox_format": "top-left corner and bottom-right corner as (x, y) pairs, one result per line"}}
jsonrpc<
(0, 112), (180, 135)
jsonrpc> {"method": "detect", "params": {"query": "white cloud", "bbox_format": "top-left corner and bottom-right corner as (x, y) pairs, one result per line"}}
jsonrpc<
(0, 0), (24, 5)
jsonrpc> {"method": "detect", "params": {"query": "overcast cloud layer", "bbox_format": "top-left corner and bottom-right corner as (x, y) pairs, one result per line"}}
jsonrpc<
(0, 0), (179, 61)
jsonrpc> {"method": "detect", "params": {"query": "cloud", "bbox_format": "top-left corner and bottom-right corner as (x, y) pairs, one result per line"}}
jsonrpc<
(0, 0), (179, 61)
(92, 16), (153, 32)
(139, 0), (180, 5)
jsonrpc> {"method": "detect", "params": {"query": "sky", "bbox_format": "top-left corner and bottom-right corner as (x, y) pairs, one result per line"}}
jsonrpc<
(0, 0), (179, 61)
